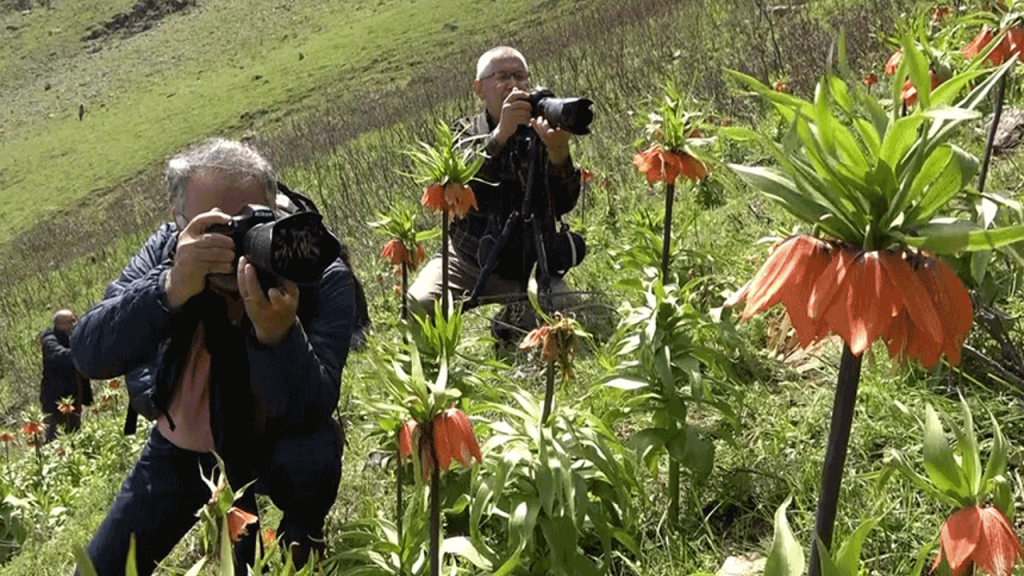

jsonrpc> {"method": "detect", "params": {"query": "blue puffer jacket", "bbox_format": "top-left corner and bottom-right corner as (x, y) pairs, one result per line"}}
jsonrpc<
(71, 222), (355, 451)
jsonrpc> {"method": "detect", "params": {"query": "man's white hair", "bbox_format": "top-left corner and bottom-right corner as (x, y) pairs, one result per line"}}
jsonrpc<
(165, 138), (277, 217)
(475, 46), (528, 80)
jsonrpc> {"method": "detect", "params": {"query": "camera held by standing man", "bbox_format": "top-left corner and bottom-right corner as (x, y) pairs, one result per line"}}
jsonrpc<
(408, 46), (591, 340)
(71, 138), (356, 576)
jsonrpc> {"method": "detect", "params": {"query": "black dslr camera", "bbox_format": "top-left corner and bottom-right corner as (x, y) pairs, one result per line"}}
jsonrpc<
(207, 204), (341, 289)
(527, 88), (593, 135)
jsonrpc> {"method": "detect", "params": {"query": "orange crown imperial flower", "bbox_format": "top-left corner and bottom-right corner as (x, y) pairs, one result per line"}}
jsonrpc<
(226, 507), (259, 543)
(421, 182), (478, 219)
(633, 145), (708, 185)
(431, 408), (482, 475)
(864, 73), (878, 87)
(381, 239), (410, 266)
(0, 432), (15, 444)
(962, 26), (1023, 66)
(58, 402), (75, 415)
(932, 505), (1023, 576)
(21, 421), (42, 437)
(730, 235), (972, 369)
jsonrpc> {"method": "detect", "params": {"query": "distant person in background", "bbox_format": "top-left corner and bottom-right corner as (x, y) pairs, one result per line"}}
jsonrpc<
(408, 46), (584, 339)
(71, 138), (355, 576)
(39, 308), (92, 442)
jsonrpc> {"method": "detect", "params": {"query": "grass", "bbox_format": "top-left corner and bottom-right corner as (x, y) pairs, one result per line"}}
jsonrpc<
(4, 0), (1024, 574)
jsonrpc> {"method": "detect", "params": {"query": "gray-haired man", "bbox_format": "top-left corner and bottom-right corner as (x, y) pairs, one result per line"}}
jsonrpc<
(72, 138), (355, 575)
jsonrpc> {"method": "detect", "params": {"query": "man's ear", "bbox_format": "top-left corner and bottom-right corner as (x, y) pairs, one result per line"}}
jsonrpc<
(472, 79), (485, 101)
(172, 209), (188, 231)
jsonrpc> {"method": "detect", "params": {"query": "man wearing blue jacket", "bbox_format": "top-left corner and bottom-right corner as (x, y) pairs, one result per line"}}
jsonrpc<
(72, 138), (355, 575)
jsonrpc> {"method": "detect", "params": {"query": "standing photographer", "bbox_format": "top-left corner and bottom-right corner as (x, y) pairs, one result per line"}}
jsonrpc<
(408, 46), (584, 336)
(71, 139), (355, 575)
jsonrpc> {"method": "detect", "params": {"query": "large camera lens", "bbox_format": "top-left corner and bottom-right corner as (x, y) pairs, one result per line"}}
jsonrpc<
(528, 88), (594, 135)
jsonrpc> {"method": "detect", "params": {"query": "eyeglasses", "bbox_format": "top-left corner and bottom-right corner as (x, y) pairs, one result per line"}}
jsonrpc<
(481, 70), (529, 83)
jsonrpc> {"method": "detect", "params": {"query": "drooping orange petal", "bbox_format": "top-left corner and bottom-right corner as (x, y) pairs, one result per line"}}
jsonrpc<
(633, 146), (664, 183)
(520, 325), (549, 350)
(886, 309), (912, 364)
(680, 153), (708, 182)
(915, 256), (972, 366)
(963, 27), (995, 61)
(661, 150), (684, 184)
(936, 506), (983, 576)
(807, 245), (856, 322)
(885, 50), (903, 76)
(447, 408), (483, 468)
(742, 235), (835, 348)
(933, 257), (973, 359)
(1008, 27), (1024, 63)
(398, 420), (417, 461)
(421, 183), (445, 212)
(902, 77), (919, 105)
(448, 183), (478, 218)
(744, 236), (818, 318)
(226, 507), (259, 543)
(821, 251), (896, 355)
(975, 506), (1024, 576)
(881, 252), (943, 351)
(381, 239), (409, 266)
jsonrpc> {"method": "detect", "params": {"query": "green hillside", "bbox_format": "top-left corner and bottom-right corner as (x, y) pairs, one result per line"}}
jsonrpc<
(0, 0), (603, 244)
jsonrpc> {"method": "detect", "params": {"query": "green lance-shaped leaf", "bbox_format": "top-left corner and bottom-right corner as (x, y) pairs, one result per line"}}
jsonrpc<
(764, 496), (805, 576)
(922, 405), (970, 504)
(899, 223), (1024, 254)
(833, 518), (879, 576)
(951, 396), (982, 496)
(73, 544), (99, 576)
(982, 409), (1009, 489)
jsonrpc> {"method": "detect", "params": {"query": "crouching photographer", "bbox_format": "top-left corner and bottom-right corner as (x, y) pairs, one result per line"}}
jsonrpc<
(71, 138), (356, 576)
(409, 46), (591, 340)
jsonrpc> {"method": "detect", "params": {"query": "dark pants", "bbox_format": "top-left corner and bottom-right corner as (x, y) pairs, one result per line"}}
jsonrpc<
(76, 424), (342, 576)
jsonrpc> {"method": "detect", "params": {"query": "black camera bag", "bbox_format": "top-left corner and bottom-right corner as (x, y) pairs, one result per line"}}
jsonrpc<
(546, 222), (586, 278)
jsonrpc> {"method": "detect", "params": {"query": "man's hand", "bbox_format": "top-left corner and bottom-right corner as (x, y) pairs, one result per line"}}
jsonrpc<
(238, 256), (299, 345)
(165, 210), (236, 309)
(531, 116), (571, 166)
(492, 89), (533, 146)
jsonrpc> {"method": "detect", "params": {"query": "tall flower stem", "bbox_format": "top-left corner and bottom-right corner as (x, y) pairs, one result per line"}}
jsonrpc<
(396, 437), (404, 542)
(441, 209), (450, 322)
(661, 183), (676, 280)
(668, 419), (680, 528)
(977, 74), (1007, 195)
(401, 262), (409, 322)
(540, 361), (555, 425)
(428, 427), (441, 576)
(807, 345), (863, 576)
